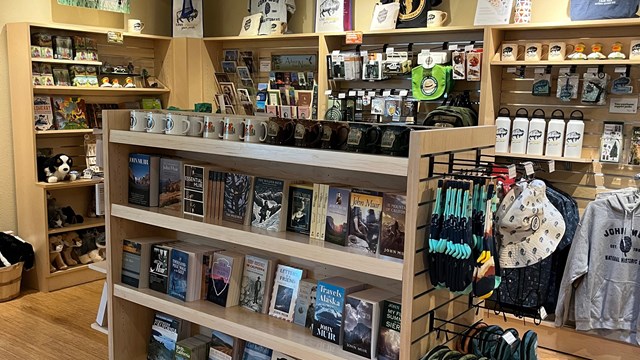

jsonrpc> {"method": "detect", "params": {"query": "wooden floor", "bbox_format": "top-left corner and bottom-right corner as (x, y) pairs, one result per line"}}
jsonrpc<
(0, 281), (583, 360)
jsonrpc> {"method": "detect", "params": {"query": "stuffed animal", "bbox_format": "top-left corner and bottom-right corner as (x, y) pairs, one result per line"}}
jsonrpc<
(61, 206), (84, 225)
(0, 232), (35, 270)
(78, 229), (104, 264)
(49, 235), (67, 272)
(47, 192), (66, 229)
(61, 232), (82, 266)
(37, 154), (77, 183)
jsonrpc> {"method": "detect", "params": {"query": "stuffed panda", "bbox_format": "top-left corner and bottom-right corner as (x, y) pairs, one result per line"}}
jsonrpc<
(37, 154), (77, 183)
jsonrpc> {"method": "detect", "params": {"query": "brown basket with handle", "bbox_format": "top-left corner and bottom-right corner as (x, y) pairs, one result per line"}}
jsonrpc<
(0, 262), (23, 302)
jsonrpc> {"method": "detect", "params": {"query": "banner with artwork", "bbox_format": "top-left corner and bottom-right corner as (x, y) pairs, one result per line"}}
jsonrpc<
(57, 0), (130, 14)
(173, 0), (203, 38)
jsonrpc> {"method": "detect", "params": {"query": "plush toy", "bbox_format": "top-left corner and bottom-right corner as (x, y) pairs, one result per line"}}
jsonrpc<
(47, 192), (66, 229)
(78, 229), (104, 264)
(61, 206), (84, 225)
(61, 232), (82, 266)
(0, 232), (35, 270)
(37, 154), (77, 183)
(49, 235), (67, 272)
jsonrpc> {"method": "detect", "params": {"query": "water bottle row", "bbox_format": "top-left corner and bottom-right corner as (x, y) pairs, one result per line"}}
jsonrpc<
(495, 108), (585, 159)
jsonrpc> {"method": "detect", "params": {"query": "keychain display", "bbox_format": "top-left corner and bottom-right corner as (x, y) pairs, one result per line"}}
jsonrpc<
(532, 73), (551, 96)
(567, 42), (588, 60)
(557, 73), (580, 101)
(371, 97), (385, 115)
(581, 72), (609, 105)
(363, 53), (384, 81)
(452, 50), (466, 80)
(344, 52), (363, 81)
(608, 42), (626, 60)
(383, 51), (412, 75)
(611, 72), (633, 94)
(600, 122), (624, 163)
(587, 43), (606, 60)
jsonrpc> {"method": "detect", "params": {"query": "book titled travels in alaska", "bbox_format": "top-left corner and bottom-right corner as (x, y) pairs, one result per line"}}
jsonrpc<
(312, 277), (365, 345)
(380, 193), (407, 259)
(347, 189), (383, 254)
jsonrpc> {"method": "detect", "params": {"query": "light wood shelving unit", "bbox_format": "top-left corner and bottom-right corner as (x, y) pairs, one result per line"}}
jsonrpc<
(495, 152), (594, 163)
(103, 109), (495, 360)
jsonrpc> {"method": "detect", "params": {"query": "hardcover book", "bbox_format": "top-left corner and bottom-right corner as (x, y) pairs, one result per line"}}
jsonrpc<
(380, 194), (407, 259)
(269, 264), (306, 322)
(223, 173), (255, 225)
(312, 277), (366, 345)
(147, 312), (189, 360)
(209, 330), (244, 360)
(242, 342), (272, 360)
(207, 251), (244, 307)
(286, 184), (314, 235)
(159, 158), (183, 212)
(325, 187), (350, 246)
(33, 96), (54, 131)
(122, 237), (171, 288)
(251, 177), (288, 232)
(377, 296), (402, 360)
(52, 96), (89, 129)
(149, 244), (173, 293)
(184, 163), (211, 219)
(168, 249), (189, 301)
(293, 278), (317, 329)
(348, 189), (383, 254)
(629, 127), (640, 165)
(129, 153), (160, 207)
(343, 288), (395, 358)
(239, 255), (277, 314)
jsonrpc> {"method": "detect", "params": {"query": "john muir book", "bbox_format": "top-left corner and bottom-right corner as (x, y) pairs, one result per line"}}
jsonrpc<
(348, 189), (383, 254)
(377, 296), (402, 360)
(343, 288), (395, 358)
(223, 173), (255, 225)
(128, 153), (160, 207)
(312, 277), (365, 345)
(159, 158), (183, 212)
(239, 255), (277, 314)
(286, 184), (314, 235)
(269, 264), (306, 322)
(325, 187), (351, 246)
(380, 193), (407, 259)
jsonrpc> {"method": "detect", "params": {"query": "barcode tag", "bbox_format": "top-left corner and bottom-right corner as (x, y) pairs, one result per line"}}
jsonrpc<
(615, 66), (627, 73)
(348, 90), (356, 96)
(587, 67), (599, 73)
(360, 50), (368, 57)
(508, 165), (517, 179)
(548, 160), (555, 173)
(559, 67), (571, 74)
(324, 90), (332, 95)
(448, 44), (459, 51)
(507, 67), (517, 73)
(503, 332), (517, 345)
(524, 161), (535, 176)
(539, 306), (548, 320)
(386, 47), (394, 55)
(338, 93), (346, 99)
(420, 49), (431, 55)
(332, 50), (340, 55)
(534, 67), (545, 74)
(399, 90), (409, 97)
(368, 91), (376, 97)
(357, 90), (365, 96)
(383, 90), (392, 97)
(465, 44), (475, 52)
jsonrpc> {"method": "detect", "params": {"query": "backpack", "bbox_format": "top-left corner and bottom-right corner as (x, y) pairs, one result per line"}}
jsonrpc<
(570, 0), (640, 20)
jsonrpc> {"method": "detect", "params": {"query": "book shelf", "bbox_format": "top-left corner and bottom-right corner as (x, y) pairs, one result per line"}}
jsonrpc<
(6, 22), (177, 292)
(103, 109), (495, 360)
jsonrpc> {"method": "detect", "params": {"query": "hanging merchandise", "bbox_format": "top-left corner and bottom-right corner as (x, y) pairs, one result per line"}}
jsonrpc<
(531, 72), (551, 96)
(510, 108), (529, 154)
(248, 0), (296, 35)
(611, 69), (633, 95)
(629, 127), (640, 165)
(411, 62), (452, 101)
(173, 0), (203, 38)
(563, 110), (585, 159)
(495, 108), (512, 153)
(451, 50), (466, 80)
(600, 121), (624, 163)
(527, 109), (546, 156)
(570, 0), (640, 21)
(363, 53), (385, 81)
(385, 0), (443, 28)
(556, 72), (579, 101)
(545, 110), (566, 157)
(581, 71), (609, 106)
(555, 191), (640, 345)
(466, 50), (482, 82)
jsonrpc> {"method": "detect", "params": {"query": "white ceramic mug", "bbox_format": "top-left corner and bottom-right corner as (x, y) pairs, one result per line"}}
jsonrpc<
(187, 116), (205, 137)
(427, 11), (448, 27)
(145, 112), (166, 134)
(130, 110), (147, 132)
(218, 117), (245, 141)
(203, 115), (224, 139)
(242, 118), (268, 143)
(128, 19), (145, 34)
(164, 113), (190, 136)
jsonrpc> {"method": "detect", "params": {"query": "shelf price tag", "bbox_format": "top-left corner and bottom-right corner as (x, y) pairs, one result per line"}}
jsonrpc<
(548, 160), (555, 173)
(507, 67), (517, 73)
(360, 50), (368, 58)
(357, 90), (365, 96)
(399, 90), (409, 97)
(507, 165), (517, 179)
(559, 67), (571, 74)
(420, 49), (431, 55)
(348, 90), (356, 96)
(386, 47), (395, 55)
(368, 91), (377, 97)
(523, 161), (535, 176)
(502, 331), (517, 345)
(615, 66), (627, 73)
(332, 50), (341, 56)
(587, 67), (599, 73)
(345, 31), (363, 45)
(383, 90), (392, 97)
(465, 44), (475, 52)
(338, 93), (346, 99)
(448, 44), (459, 51)
(324, 90), (332, 95)
(534, 67), (545, 74)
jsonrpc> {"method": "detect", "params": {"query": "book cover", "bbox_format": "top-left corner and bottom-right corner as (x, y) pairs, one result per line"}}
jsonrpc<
(223, 173), (254, 225)
(168, 249), (189, 301)
(129, 153), (160, 207)
(348, 189), (383, 254)
(271, 352), (297, 360)
(147, 313), (181, 360)
(122, 237), (170, 288)
(209, 330), (241, 360)
(377, 297), (402, 360)
(34, 96), (54, 131)
(325, 187), (350, 246)
(175, 337), (209, 360)
(251, 177), (287, 232)
(184, 163), (209, 218)
(293, 278), (317, 329)
(380, 194), (407, 260)
(149, 244), (172, 293)
(318, 184), (329, 241)
(207, 251), (244, 307)
(310, 184), (319, 238)
(159, 158), (183, 212)
(629, 127), (640, 165)
(242, 342), (272, 360)
(343, 288), (394, 358)
(52, 96), (88, 129)
(239, 255), (275, 313)
(312, 277), (366, 345)
(286, 184), (314, 235)
(269, 265), (305, 322)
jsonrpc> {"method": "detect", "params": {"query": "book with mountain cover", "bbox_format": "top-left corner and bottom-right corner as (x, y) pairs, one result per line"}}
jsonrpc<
(147, 312), (190, 360)
(377, 296), (402, 360)
(239, 255), (277, 313)
(380, 193), (406, 259)
(312, 277), (366, 345)
(252, 177), (289, 231)
(343, 288), (395, 358)
(209, 330), (244, 360)
(168, 248), (189, 301)
(174, 335), (210, 360)
(223, 173), (255, 225)
(348, 189), (383, 254)
(269, 264), (306, 322)
(121, 237), (170, 288)
(325, 187), (351, 246)
(129, 153), (160, 207)
(159, 158), (183, 211)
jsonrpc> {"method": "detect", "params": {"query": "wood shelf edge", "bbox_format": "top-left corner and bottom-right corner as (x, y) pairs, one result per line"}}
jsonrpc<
(91, 322), (109, 335)
(495, 153), (593, 163)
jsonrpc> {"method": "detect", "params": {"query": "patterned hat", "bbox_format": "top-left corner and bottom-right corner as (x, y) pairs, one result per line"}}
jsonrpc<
(496, 180), (565, 268)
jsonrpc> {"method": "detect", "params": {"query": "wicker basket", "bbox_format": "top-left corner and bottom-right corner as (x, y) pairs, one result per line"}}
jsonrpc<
(0, 262), (23, 302)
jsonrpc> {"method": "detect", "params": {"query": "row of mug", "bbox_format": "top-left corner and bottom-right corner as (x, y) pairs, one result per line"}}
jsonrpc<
(129, 110), (419, 156)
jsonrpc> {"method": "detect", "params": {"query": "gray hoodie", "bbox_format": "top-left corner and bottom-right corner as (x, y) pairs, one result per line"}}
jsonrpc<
(555, 193), (640, 334)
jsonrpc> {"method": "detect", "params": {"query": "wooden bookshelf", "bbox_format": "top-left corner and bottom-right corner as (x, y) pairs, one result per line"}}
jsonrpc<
(31, 57), (103, 66)
(36, 178), (103, 190)
(47, 217), (105, 235)
(36, 129), (95, 136)
(495, 153), (594, 164)
(33, 86), (170, 96)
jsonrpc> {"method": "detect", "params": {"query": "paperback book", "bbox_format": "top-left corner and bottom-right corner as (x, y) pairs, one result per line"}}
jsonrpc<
(33, 96), (54, 131)
(175, 335), (209, 360)
(129, 153), (160, 207)
(343, 288), (395, 358)
(348, 189), (383, 254)
(312, 277), (365, 345)
(159, 158), (183, 212)
(242, 342), (272, 360)
(168, 249), (189, 301)
(205, 170), (226, 223)
(149, 244), (172, 293)
(184, 163), (210, 219)
(293, 278), (317, 329)
(377, 296), (402, 360)
(239, 255), (277, 313)
(207, 251), (244, 307)
(147, 312), (189, 360)
(269, 264), (306, 322)
(52, 96), (89, 129)
(286, 184), (314, 235)
(325, 187), (350, 246)
(121, 237), (170, 288)
(209, 330), (243, 360)
(251, 177), (288, 232)
(380, 194), (407, 259)
(223, 173), (255, 225)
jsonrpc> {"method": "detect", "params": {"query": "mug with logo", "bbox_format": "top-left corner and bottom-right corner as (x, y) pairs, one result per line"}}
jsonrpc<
(321, 121), (350, 150)
(203, 115), (224, 139)
(347, 123), (383, 153)
(242, 118), (268, 143)
(294, 120), (324, 148)
(501, 43), (523, 61)
(525, 42), (547, 62)
(145, 112), (166, 134)
(130, 110), (150, 132)
(379, 125), (413, 157)
(427, 11), (448, 27)
(548, 42), (573, 62)
(164, 113), (191, 136)
(266, 118), (295, 145)
(218, 117), (246, 141)
(128, 19), (145, 34)
(187, 116), (205, 137)
(630, 40), (640, 60)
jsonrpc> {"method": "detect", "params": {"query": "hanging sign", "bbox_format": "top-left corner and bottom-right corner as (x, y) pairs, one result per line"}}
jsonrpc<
(57, 0), (130, 13)
(173, 0), (203, 38)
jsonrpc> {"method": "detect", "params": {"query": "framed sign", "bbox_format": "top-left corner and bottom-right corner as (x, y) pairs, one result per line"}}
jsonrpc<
(271, 54), (318, 72)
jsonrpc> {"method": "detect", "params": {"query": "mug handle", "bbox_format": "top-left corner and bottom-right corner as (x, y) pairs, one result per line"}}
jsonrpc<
(259, 122), (268, 142)
(145, 115), (152, 131)
(441, 12), (448, 23)
(309, 122), (324, 147)
(366, 126), (382, 147)
(282, 121), (296, 144)
(218, 120), (225, 139)
(196, 120), (205, 135)
(239, 121), (247, 140)
(139, 22), (145, 31)
(334, 125), (350, 148)
(181, 119), (191, 134)
(163, 116), (169, 132)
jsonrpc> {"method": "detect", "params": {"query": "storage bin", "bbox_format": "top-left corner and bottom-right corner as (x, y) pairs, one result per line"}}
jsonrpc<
(0, 262), (23, 302)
